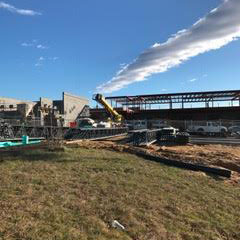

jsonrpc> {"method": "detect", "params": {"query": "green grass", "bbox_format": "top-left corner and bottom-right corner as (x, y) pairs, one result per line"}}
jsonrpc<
(0, 147), (240, 240)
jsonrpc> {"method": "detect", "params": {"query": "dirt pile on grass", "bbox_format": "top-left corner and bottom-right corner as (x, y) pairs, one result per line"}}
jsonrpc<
(153, 144), (240, 173)
(66, 140), (240, 177)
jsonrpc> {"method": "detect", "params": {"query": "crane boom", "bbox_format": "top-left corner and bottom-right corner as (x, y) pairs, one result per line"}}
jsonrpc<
(93, 94), (123, 122)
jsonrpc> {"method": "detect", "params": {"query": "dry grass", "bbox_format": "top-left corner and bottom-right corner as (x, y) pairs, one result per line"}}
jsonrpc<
(0, 147), (240, 240)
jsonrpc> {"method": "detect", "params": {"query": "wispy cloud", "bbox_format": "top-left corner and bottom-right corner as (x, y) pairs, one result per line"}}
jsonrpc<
(34, 56), (58, 67)
(0, 1), (41, 16)
(97, 0), (240, 93)
(21, 42), (33, 47)
(35, 56), (45, 67)
(48, 57), (59, 61)
(35, 62), (42, 67)
(189, 78), (197, 82)
(21, 40), (48, 50)
(37, 44), (47, 49)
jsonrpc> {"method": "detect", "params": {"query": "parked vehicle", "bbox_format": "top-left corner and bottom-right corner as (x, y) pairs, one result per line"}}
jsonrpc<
(157, 127), (190, 145)
(76, 118), (97, 128)
(75, 118), (113, 129)
(160, 127), (179, 135)
(131, 120), (147, 130)
(187, 121), (227, 136)
(151, 120), (168, 129)
(228, 125), (240, 134)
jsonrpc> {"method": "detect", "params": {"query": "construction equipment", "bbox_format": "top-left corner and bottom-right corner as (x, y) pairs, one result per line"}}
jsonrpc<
(130, 127), (190, 146)
(63, 94), (127, 140)
(157, 127), (190, 145)
(93, 94), (124, 123)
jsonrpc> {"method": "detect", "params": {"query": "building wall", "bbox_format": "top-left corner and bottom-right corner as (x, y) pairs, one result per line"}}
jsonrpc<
(63, 92), (89, 122)
(0, 97), (35, 119)
(40, 97), (53, 108)
(0, 93), (89, 126)
(0, 97), (34, 110)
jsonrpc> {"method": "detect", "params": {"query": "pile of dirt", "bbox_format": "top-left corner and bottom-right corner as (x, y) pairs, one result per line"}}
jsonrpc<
(66, 139), (240, 184)
(151, 144), (240, 173)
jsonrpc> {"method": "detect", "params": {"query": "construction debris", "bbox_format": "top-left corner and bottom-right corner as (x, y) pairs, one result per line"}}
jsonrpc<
(111, 220), (125, 231)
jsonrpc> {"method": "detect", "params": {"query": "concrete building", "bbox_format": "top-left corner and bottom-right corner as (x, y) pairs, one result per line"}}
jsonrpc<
(0, 97), (35, 111)
(0, 92), (89, 127)
(33, 92), (89, 126)
(0, 97), (35, 120)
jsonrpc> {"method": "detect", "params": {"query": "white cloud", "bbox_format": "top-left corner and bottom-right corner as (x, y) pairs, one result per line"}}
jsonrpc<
(21, 41), (48, 50)
(189, 78), (197, 82)
(35, 62), (42, 67)
(21, 42), (33, 47)
(97, 0), (240, 93)
(49, 57), (58, 61)
(0, 1), (41, 16)
(35, 56), (44, 67)
(37, 44), (47, 49)
(35, 56), (58, 67)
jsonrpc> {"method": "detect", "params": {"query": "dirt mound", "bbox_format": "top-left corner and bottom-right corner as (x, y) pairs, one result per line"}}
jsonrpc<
(66, 139), (240, 184)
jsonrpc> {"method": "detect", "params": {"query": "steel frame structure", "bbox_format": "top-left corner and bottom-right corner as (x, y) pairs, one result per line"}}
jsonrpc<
(106, 90), (240, 109)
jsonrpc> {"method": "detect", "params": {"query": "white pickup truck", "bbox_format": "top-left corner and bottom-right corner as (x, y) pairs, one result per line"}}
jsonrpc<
(187, 122), (227, 136)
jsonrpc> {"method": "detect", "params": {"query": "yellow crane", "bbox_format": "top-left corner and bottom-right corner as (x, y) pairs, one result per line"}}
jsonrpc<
(93, 93), (124, 123)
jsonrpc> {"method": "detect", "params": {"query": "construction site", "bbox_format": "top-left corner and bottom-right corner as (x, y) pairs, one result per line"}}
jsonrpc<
(1, 89), (240, 176)
(1, 0), (240, 238)
(1, 89), (240, 240)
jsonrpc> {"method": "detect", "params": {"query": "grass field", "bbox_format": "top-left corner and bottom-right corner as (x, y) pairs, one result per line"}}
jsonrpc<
(0, 147), (240, 240)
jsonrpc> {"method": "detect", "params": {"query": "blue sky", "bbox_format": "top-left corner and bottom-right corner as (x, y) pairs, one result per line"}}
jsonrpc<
(0, 0), (240, 102)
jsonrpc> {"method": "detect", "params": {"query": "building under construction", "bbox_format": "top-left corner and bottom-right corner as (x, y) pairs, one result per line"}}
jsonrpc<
(0, 92), (89, 127)
(90, 89), (240, 121)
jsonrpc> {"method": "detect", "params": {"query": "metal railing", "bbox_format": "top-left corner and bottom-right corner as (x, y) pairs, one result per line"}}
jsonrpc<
(130, 129), (160, 146)
(129, 129), (190, 146)
(64, 127), (128, 140)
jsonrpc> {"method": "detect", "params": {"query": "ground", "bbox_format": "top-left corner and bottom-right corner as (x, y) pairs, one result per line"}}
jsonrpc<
(0, 145), (240, 240)
(68, 140), (240, 184)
